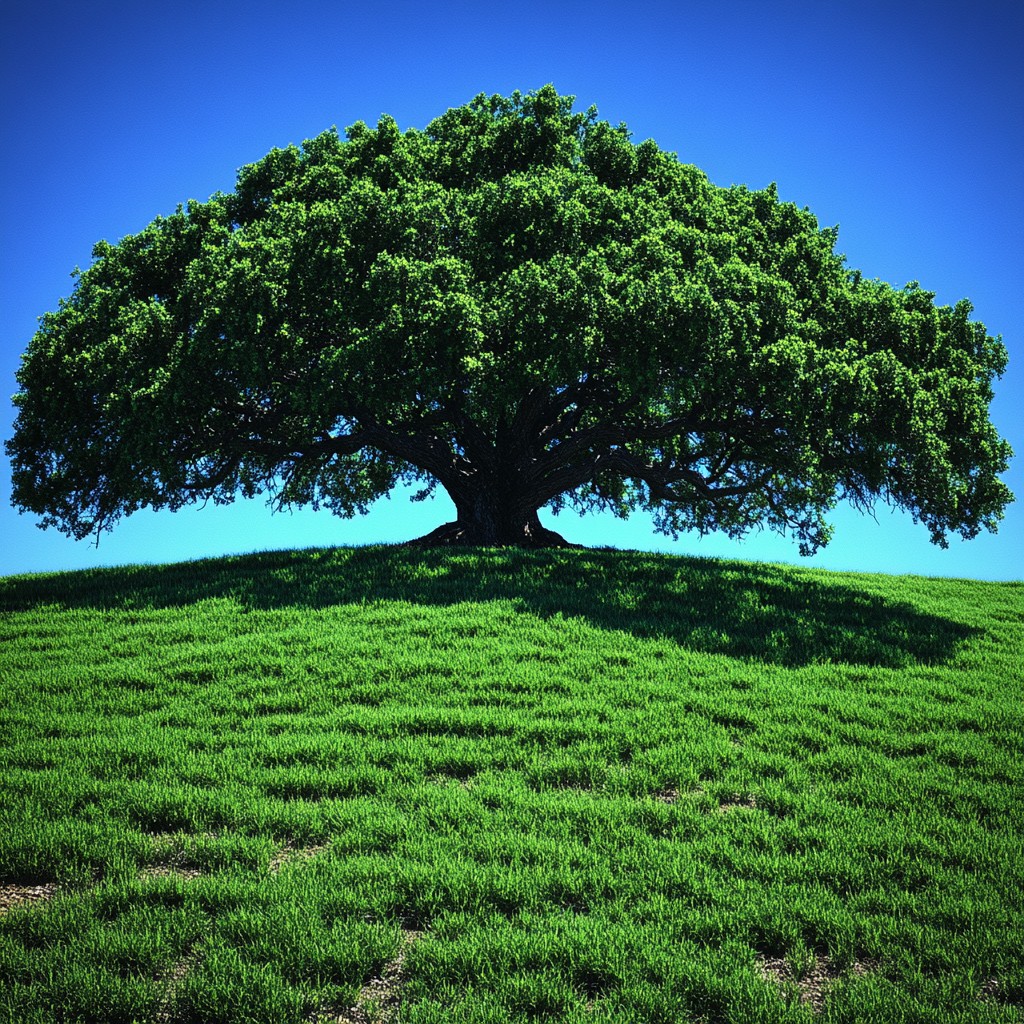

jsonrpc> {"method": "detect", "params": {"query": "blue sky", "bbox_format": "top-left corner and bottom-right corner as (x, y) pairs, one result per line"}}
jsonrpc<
(1, 0), (1021, 580)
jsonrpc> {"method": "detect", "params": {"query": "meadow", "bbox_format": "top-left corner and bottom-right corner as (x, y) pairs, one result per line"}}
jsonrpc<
(1, 545), (1021, 1023)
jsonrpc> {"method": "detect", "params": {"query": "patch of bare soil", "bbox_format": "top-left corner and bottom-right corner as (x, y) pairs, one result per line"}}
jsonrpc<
(155, 950), (201, 1023)
(270, 841), (330, 873)
(980, 977), (1024, 1009)
(980, 977), (1001, 1003)
(138, 865), (204, 882)
(718, 795), (757, 812)
(756, 953), (876, 1013)
(427, 773), (475, 790)
(0, 882), (57, 914)
(139, 833), (206, 882)
(312, 929), (422, 1024)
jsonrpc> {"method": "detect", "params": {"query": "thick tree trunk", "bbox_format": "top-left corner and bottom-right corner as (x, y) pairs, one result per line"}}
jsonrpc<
(405, 489), (579, 548)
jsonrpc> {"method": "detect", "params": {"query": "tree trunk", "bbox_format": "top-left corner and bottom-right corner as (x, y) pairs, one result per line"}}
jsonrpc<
(405, 488), (578, 548)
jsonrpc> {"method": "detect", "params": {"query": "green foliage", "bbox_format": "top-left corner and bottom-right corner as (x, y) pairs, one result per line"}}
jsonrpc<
(1, 547), (1022, 1021)
(7, 87), (1013, 548)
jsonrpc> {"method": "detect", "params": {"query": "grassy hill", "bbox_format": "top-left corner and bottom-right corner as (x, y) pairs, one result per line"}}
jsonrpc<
(1, 546), (1022, 1023)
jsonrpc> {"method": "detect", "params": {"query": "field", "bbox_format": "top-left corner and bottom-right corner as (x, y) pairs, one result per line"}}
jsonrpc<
(1, 545), (1022, 1023)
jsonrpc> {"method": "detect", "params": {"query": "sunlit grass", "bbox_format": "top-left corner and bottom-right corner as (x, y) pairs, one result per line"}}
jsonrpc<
(1, 546), (1022, 1022)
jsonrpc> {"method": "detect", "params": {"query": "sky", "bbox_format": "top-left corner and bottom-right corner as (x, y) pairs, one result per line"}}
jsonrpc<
(1, 0), (1021, 581)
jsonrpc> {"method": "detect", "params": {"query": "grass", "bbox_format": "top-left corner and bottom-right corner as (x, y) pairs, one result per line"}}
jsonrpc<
(0, 544), (1022, 1023)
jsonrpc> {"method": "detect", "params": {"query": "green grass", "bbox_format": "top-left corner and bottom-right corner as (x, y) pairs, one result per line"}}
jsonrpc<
(1, 545), (1021, 1023)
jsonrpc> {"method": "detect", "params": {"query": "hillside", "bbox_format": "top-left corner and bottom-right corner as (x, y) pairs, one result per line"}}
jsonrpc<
(1, 546), (1022, 1023)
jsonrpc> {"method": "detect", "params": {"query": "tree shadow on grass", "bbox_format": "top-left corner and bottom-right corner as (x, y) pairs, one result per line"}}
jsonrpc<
(0, 545), (977, 668)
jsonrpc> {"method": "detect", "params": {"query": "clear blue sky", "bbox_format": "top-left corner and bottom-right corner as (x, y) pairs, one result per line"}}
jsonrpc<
(1, 0), (1021, 580)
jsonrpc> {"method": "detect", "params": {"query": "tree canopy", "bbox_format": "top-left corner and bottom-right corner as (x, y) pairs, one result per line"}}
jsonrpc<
(8, 86), (1014, 549)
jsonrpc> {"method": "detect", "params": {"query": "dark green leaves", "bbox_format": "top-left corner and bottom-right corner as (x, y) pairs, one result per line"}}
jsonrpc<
(7, 86), (1013, 549)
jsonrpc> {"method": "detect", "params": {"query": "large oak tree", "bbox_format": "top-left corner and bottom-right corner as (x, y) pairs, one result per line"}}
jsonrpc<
(8, 87), (1013, 549)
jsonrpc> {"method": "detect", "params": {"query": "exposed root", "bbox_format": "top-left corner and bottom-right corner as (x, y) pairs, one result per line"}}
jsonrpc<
(0, 882), (57, 914)
(312, 930), (422, 1024)
(403, 520), (581, 549)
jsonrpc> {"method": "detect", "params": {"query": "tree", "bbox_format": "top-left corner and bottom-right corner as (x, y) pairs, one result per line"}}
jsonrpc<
(7, 86), (1014, 550)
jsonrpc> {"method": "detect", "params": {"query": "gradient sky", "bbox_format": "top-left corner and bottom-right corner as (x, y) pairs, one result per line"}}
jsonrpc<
(1, 0), (1021, 580)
